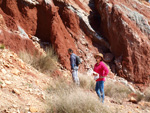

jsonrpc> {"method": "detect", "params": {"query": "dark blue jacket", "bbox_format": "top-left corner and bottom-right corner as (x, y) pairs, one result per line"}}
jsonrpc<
(70, 53), (77, 70)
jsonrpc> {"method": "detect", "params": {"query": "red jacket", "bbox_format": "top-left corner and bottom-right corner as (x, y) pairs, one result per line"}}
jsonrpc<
(94, 61), (109, 81)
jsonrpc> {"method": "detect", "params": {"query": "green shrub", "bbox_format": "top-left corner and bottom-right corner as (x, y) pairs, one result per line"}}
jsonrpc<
(0, 81), (3, 84)
(0, 44), (5, 49)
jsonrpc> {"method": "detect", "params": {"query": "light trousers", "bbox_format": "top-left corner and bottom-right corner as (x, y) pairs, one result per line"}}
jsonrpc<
(72, 66), (80, 86)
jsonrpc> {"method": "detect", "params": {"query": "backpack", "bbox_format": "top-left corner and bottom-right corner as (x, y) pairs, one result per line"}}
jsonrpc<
(76, 55), (82, 66)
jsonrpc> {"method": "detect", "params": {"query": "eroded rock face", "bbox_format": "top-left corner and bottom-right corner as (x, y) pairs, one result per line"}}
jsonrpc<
(0, 0), (103, 71)
(95, 0), (150, 86)
(0, 14), (37, 54)
(1, 0), (150, 87)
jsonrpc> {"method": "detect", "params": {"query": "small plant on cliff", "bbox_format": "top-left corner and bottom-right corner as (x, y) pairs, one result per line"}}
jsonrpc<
(18, 51), (34, 65)
(0, 44), (5, 49)
(0, 81), (3, 85)
(19, 47), (58, 74)
(33, 47), (58, 73)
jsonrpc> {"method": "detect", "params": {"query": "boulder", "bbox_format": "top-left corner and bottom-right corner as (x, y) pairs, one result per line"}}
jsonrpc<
(129, 96), (137, 104)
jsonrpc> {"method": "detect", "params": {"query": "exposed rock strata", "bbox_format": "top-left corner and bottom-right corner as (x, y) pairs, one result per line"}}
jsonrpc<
(0, 0), (150, 87)
(95, 0), (150, 87)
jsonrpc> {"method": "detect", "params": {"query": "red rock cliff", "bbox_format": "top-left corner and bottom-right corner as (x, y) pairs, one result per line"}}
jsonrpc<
(0, 0), (104, 72)
(95, 0), (150, 86)
(0, 0), (150, 87)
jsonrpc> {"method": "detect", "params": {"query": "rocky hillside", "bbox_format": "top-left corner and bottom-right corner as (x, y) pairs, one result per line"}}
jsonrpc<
(0, 0), (150, 112)
(0, 48), (51, 112)
(0, 47), (150, 112)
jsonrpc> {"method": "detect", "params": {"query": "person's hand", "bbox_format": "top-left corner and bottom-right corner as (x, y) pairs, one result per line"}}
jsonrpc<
(99, 76), (105, 78)
(93, 72), (99, 76)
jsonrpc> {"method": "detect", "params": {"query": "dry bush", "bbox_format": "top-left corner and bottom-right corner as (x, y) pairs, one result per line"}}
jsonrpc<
(105, 81), (132, 101)
(47, 76), (74, 93)
(144, 87), (150, 102)
(46, 77), (113, 113)
(135, 92), (144, 102)
(18, 50), (34, 65)
(19, 47), (58, 74)
(79, 73), (95, 91)
(48, 89), (111, 113)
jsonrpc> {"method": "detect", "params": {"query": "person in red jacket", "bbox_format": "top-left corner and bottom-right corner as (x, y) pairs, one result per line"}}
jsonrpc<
(93, 53), (109, 103)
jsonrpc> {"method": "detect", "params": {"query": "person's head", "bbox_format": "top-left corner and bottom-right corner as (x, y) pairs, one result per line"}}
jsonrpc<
(94, 53), (103, 63)
(68, 48), (73, 55)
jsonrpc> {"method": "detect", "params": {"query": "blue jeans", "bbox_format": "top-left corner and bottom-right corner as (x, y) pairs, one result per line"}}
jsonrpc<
(72, 66), (80, 86)
(95, 81), (105, 103)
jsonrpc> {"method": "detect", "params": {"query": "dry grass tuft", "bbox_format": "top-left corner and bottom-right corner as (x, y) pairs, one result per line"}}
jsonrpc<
(135, 92), (144, 102)
(105, 80), (132, 102)
(19, 47), (58, 74)
(46, 77), (114, 113)
(79, 73), (95, 91)
(144, 87), (150, 102)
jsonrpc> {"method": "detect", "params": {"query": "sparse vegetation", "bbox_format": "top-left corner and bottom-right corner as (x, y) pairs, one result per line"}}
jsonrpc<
(105, 81), (132, 102)
(144, 87), (150, 102)
(79, 74), (95, 91)
(134, 87), (150, 103)
(18, 51), (34, 65)
(0, 44), (5, 49)
(46, 77), (114, 113)
(0, 81), (3, 84)
(19, 47), (58, 74)
(135, 92), (144, 102)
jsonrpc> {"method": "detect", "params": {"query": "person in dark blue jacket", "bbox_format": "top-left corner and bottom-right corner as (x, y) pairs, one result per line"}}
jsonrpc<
(68, 48), (80, 85)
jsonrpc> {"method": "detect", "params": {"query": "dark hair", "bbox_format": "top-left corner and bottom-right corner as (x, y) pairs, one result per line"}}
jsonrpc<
(68, 48), (73, 53)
